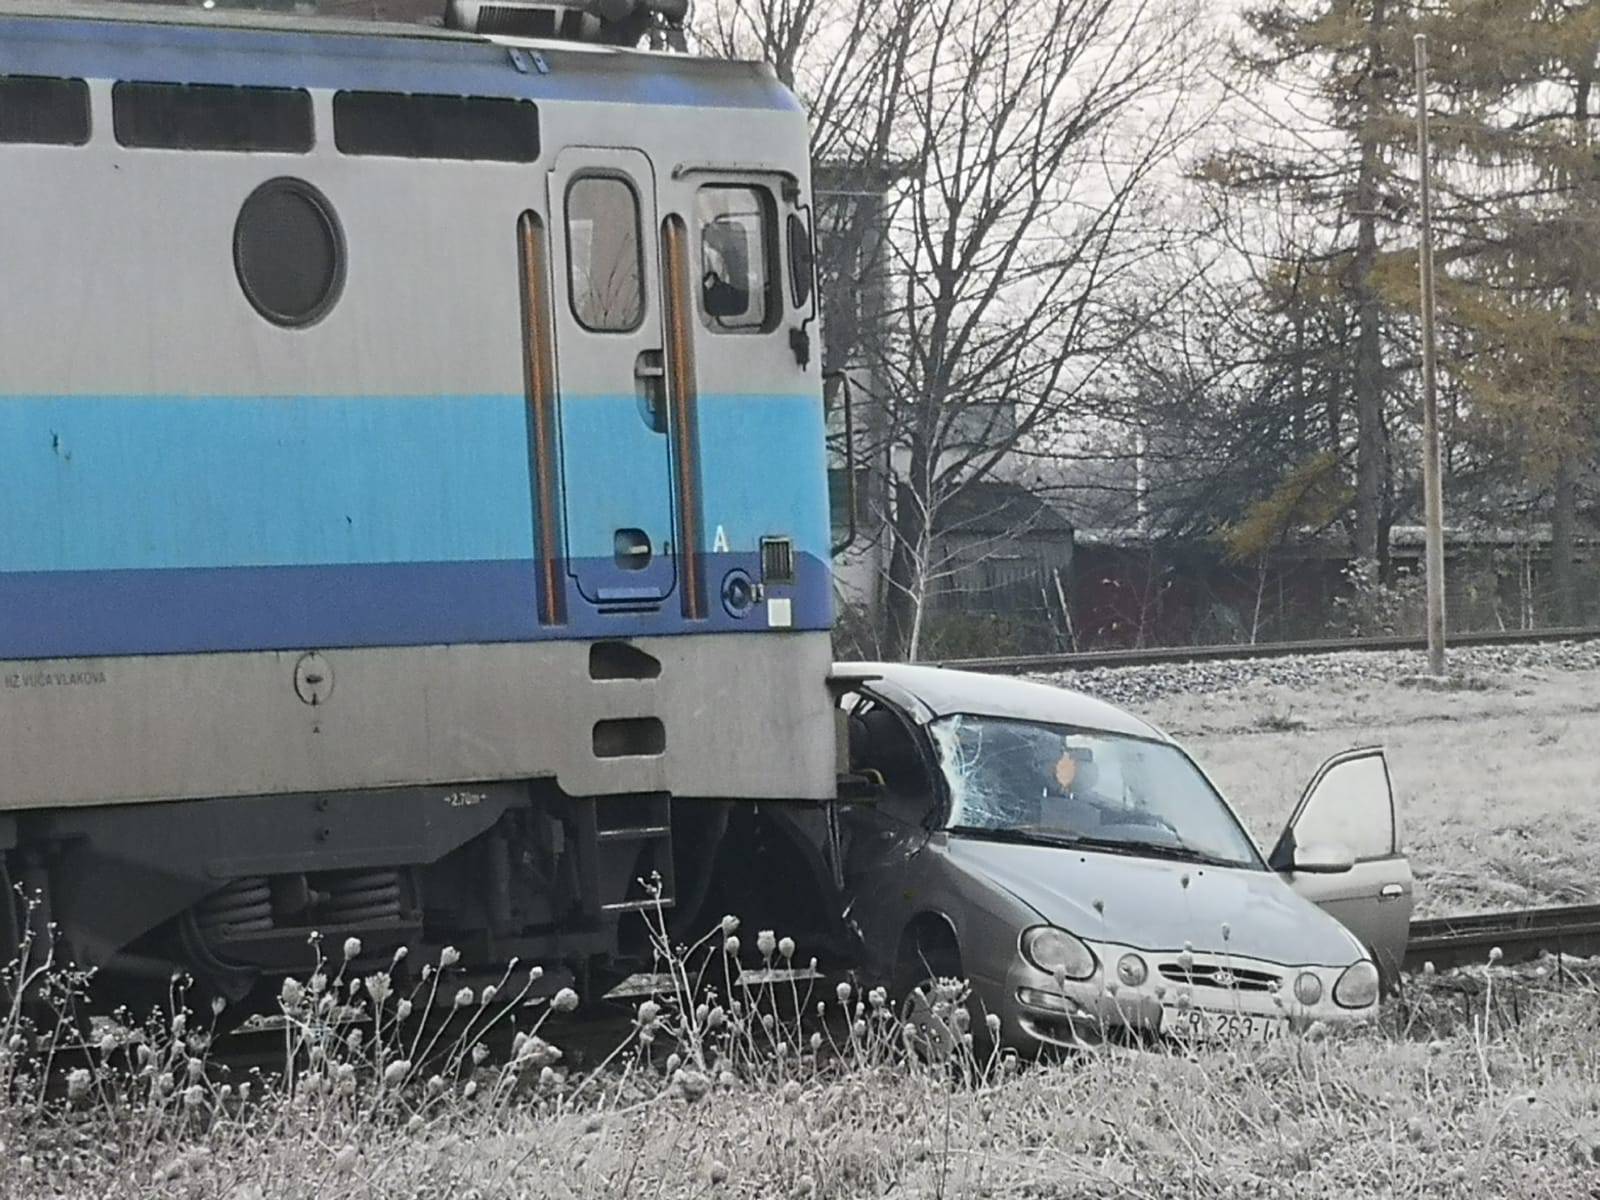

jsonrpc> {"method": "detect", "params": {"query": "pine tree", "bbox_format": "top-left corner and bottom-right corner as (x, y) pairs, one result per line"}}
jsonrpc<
(1427, 0), (1600, 623)
(1204, 1), (1423, 567)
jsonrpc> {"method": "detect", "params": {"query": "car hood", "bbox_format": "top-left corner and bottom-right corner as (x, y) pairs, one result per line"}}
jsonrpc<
(943, 835), (1362, 966)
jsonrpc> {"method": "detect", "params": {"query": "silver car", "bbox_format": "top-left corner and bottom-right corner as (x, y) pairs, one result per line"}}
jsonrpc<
(834, 663), (1415, 1050)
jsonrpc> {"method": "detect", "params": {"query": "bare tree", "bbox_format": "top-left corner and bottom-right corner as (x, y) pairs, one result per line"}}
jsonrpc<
(699, 0), (920, 374)
(698, 0), (922, 650)
(865, 0), (1209, 659)
(699, 0), (915, 163)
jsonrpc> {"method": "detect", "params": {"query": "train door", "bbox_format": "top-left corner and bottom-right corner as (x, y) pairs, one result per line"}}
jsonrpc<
(547, 148), (678, 608)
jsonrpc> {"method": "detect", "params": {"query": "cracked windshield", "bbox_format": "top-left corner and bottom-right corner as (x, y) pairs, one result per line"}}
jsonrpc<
(929, 715), (1260, 868)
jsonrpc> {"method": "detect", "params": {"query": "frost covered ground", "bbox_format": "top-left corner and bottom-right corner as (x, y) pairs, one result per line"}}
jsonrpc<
(1042, 640), (1600, 917)
(10, 958), (1600, 1199)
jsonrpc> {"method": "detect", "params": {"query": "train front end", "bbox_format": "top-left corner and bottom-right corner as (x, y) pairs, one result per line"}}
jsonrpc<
(0, 0), (836, 1017)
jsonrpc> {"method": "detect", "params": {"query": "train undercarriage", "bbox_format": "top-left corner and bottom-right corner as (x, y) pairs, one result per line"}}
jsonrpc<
(0, 784), (846, 1025)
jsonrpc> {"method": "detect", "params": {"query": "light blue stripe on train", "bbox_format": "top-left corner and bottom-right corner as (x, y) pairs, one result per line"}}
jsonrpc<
(0, 394), (829, 573)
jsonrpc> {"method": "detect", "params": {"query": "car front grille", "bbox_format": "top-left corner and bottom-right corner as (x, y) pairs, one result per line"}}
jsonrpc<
(1158, 960), (1281, 993)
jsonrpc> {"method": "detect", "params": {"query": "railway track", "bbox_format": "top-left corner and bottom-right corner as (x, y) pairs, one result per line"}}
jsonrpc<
(199, 1008), (639, 1081)
(937, 624), (1600, 675)
(1403, 903), (1600, 974)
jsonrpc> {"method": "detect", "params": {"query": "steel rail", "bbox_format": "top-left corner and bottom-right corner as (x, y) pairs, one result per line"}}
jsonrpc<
(1403, 903), (1600, 973)
(935, 625), (1600, 675)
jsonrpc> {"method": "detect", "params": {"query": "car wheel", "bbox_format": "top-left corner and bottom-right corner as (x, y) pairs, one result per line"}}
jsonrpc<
(894, 923), (971, 1062)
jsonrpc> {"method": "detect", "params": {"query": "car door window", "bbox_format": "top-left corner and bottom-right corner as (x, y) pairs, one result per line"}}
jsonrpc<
(1276, 748), (1413, 981)
(1284, 750), (1396, 861)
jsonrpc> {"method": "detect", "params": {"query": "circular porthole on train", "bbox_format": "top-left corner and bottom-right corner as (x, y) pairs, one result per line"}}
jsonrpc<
(233, 178), (346, 328)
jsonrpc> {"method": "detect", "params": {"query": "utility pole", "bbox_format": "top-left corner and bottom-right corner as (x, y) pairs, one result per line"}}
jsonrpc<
(1414, 33), (1447, 674)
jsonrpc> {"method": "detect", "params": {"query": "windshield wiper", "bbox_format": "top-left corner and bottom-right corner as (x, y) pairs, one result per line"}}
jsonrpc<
(946, 826), (1151, 858)
(944, 825), (1104, 850)
(1003, 826), (1247, 867)
(1077, 836), (1247, 868)
(946, 825), (1249, 868)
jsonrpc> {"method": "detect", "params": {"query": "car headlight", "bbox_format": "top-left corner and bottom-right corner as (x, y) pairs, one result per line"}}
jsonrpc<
(1293, 971), (1323, 1006)
(1021, 926), (1097, 980)
(1334, 960), (1380, 1009)
(1116, 953), (1148, 987)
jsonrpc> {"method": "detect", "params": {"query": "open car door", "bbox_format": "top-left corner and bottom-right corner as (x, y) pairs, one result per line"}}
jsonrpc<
(1269, 748), (1414, 982)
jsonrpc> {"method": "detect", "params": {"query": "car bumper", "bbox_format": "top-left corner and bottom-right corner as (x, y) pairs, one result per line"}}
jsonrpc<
(993, 938), (1378, 1051)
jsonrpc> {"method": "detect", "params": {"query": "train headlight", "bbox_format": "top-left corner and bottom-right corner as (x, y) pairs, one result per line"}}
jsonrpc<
(1334, 960), (1380, 1009)
(1293, 971), (1323, 1006)
(720, 570), (756, 618)
(1020, 926), (1096, 981)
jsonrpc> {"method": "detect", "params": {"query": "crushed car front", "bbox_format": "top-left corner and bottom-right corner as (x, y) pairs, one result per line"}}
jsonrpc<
(928, 712), (1382, 1049)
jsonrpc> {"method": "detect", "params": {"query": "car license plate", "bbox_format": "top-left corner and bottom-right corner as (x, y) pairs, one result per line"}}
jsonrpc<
(1162, 1007), (1283, 1045)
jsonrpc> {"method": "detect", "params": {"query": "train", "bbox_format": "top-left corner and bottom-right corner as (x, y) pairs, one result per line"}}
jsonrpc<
(0, 0), (842, 1017)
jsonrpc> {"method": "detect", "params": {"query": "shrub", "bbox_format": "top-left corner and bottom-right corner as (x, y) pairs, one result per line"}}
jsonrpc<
(1329, 558), (1427, 637)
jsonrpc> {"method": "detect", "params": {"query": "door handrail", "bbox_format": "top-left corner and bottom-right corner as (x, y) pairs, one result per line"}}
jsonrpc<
(661, 213), (706, 620)
(517, 210), (565, 625)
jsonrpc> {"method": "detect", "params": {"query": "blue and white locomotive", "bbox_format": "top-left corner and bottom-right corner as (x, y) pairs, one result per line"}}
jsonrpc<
(0, 0), (837, 1011)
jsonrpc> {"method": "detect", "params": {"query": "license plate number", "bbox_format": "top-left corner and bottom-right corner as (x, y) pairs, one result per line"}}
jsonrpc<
(1163, 1007), (1283, 1045)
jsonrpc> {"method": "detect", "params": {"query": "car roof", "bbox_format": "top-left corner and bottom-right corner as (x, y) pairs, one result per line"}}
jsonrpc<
(834, 662), (1167, 741)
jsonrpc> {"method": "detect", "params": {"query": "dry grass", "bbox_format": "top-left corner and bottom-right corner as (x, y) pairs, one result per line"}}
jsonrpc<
(1125, 665), (1600, 918)
(6, 957), (1600, 1199)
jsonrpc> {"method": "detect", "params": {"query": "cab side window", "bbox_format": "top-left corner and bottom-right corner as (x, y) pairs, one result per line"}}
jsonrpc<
(566, 175), (644, 332)
(696, 185), (777, 332)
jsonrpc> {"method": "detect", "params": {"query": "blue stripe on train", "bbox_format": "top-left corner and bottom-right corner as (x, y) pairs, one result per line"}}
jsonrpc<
(0, 393), (830, 572)
(0, 14), (801, 113)
(0, 390), (832, 658)
(0, 552), (831, 660)
(1, 395), (532, 571)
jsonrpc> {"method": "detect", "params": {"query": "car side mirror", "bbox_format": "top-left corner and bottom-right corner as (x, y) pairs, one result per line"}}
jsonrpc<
(1291, 842), (1355, 874)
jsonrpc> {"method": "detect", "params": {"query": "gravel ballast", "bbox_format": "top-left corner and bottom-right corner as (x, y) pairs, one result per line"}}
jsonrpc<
(1035, 638), (1600, 709)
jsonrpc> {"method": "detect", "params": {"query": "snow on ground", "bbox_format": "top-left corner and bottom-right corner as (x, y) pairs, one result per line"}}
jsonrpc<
(1039, 640), (1600, 918)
